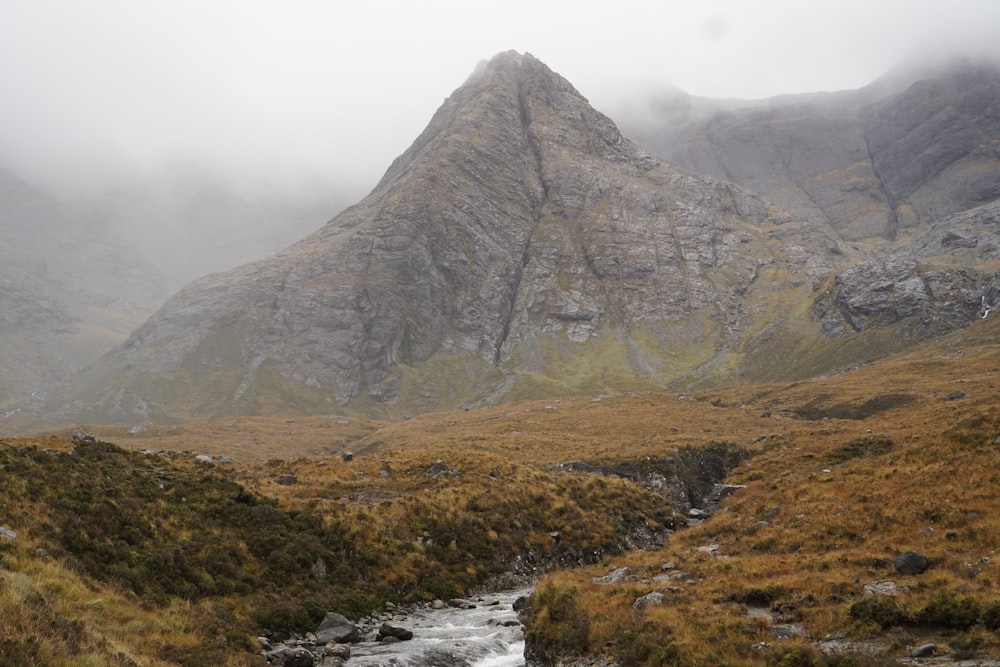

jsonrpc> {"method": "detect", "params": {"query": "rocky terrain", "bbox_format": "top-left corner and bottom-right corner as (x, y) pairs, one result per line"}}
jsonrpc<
(1, 52), (997, 432)
(618, 58), (1000, 243)
(2, 311), (999, 665)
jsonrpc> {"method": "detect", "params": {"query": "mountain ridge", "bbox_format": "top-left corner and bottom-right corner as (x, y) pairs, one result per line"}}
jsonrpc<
(10, 51), (1000, 430)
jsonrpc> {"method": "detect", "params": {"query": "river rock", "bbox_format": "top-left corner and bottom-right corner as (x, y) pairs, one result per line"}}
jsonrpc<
(315, 612), (362, 644)
(324, 643), (351, 659)
(377, 622), (413, 641)
(281, 647), (316, 667)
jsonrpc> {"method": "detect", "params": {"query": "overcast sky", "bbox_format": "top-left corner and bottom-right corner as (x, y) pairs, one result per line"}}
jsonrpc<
(3, 0), (1000, 198)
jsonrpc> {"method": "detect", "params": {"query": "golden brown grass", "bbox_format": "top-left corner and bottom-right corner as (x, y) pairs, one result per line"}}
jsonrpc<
(2, 315), (999, 664)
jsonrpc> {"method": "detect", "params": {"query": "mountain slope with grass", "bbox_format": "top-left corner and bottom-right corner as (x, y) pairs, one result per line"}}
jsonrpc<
(2, 308), (999, 665)
(19, 52), (998, 431)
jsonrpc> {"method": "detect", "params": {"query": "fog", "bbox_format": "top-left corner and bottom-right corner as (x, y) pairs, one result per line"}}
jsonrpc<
(2, 0), (1000, 283)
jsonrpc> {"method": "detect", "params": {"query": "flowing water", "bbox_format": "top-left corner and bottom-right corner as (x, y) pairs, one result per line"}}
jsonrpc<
(347, 589), (529, 666)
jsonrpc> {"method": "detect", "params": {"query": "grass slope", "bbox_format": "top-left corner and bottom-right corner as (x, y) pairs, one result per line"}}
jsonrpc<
(0, 316), (998, 665)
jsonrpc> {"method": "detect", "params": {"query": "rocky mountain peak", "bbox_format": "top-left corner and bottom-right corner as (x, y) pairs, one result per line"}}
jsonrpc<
(58, 52), (777, 424)
(33, 53), (998, 429)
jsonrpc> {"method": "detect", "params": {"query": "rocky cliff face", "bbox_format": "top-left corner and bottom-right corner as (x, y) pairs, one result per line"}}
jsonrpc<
(36, 53), (1000, 426)
(620, 58), (1000, 243)
(616, 57), (1000, 366)
(56, 52), (787, 423)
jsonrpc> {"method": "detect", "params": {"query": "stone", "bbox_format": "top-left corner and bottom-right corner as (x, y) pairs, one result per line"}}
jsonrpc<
(315, 612), (362, 645)
(194, 454), (214, 464)
(633, 591), (665, 611)
(377, 623), (413, 641)
(894, 551), (929, 575)
(0, 527), (16, 540)
(863, 581), (898, 596)
(768, 625), (807, 639)
(276, 474), (298, 485)
(594, 567), (637, 585)
(324, 644), (351, 660)
(909, 643), (937, 658)
(281, 647), (316, 667)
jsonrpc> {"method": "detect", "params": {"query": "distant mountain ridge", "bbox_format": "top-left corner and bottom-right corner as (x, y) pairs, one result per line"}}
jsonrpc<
(618, 57), (1000, 243)
(14, 52), (1000, 429)
(0, 167), (168, 408)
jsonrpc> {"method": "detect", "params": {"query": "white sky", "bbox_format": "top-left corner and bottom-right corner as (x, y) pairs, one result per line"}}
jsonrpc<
(2, 0), (999, 197)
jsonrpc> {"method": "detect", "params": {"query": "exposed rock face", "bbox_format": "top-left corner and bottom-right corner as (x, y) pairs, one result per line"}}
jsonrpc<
(620, 58), (1000, 242)
(41, 52), (1000, 425)
(813, 200), (1000, 336)
(61, 52), (784, 422)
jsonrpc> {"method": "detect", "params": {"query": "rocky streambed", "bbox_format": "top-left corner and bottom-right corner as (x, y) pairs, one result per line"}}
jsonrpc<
(261, 589), (530, 666)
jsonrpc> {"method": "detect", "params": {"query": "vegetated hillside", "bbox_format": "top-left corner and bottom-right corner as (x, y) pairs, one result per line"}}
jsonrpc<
(26, 52), (1000, 432)
(522, 315), (1000, 666)
(2, 311), (999, 665)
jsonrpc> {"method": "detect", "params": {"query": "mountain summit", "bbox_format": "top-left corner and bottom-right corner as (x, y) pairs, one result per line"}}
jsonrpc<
(55, 52), (774, 422)
(46, 52), (1000, 425)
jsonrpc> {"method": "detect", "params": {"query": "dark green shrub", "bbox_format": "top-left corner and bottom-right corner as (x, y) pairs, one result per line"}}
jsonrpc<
(981, 600), (1000, 630)
(828, 436), (894, 464)
(918, 594), (980, 629)
(848, 597), (908, 629)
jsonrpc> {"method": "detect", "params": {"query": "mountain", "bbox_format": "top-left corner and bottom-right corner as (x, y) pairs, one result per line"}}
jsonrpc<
(26, 52), (1000, 428)
(618, 57), (1000, 243)
(0, 167), (169, 410)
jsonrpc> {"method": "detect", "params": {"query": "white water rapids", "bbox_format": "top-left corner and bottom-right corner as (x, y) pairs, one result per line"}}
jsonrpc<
(346, 589), (529, 666)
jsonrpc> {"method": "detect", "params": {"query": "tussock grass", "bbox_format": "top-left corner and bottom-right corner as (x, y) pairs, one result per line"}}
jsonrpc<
(2, 316), (999, 664)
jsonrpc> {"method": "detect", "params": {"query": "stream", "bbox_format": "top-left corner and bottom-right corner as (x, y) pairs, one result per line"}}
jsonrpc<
(347, 589), (529, 666)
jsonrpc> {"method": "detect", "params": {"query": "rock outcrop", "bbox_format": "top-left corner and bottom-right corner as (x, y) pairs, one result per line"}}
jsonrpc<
(619, 57), (1000, 243)
(36, 53), (1000, 425)
(56, 52), (788, 423)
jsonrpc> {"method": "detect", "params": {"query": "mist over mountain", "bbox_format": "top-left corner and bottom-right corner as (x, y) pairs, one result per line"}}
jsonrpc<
(0, 158), (356, 413)
(0, 166), (165, 408)
(615, 55), (1000, 243)
(11, 50), (994, 431)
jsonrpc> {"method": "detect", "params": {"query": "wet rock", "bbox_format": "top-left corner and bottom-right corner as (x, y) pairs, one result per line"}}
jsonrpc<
(377, 622), (413, 641)
(315, 612), (362, 644)
(281, 647), (316, 667)
(324, 643), (351, 660)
